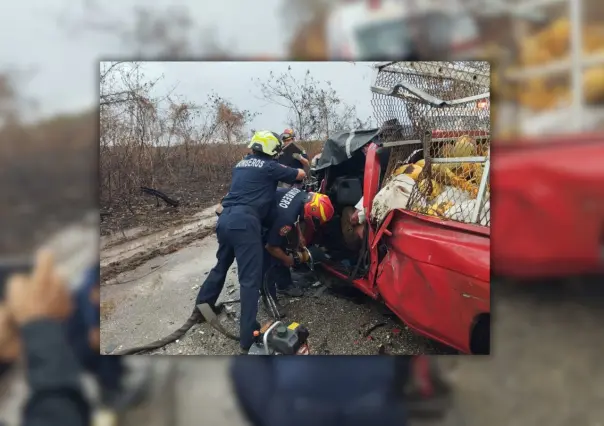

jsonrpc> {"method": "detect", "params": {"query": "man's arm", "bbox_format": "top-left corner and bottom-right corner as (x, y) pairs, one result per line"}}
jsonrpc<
(6, 252), (90, 426)
(265, 245), (294, 268)
(269, 162), (306, 185)
(20, 319), (90, 426)
(295, 222), (306, 249)
(265, 224), (294, 267)
(293, 153), (310, 176)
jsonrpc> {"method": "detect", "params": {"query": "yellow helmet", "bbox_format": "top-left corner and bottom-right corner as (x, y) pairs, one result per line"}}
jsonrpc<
(248, 131), (283, 156)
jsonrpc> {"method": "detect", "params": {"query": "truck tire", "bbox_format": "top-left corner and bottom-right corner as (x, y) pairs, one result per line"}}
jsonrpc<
(470, 313), (490, 355)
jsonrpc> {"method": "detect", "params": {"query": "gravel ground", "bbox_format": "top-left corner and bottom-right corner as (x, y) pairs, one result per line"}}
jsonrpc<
(146, 284), (447, 356)
(100, 230), (448, 356)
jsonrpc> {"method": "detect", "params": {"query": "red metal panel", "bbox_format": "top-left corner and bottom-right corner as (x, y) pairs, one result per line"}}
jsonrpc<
(375, 210), (490, 353)
(364, 142), (384, 291)
(319, 264), (379, 298)
(492, 139), (604, 277)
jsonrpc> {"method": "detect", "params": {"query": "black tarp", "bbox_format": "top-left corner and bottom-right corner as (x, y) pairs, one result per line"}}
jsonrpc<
(314, 118), (417, 171)
(315, 128), (381, 171)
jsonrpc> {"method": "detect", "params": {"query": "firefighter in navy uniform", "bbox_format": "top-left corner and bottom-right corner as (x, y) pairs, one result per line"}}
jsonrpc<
(279, 129), (309, 189)
(0, 252), (91, 426)
(231, 356), (453, 426)
(263, 188), (334, 305)
(195, 131), (306, 353)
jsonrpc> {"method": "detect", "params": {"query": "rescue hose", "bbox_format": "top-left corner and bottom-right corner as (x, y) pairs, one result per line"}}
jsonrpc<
(261, 264), (281, 320)
(112, 303), (240, 355)
(111, 258), (311, 355)
(112, 309), (202, 355)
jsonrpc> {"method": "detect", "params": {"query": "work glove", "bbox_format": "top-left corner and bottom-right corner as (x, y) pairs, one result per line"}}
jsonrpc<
(292, 153), (302, 161)
(291, 252), (302, 267)
(292, 249), (310, 267)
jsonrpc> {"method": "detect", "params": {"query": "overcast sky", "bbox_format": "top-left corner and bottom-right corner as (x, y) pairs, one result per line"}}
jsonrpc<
(0, 0), (327, 121)
(111, 62), (377, 131)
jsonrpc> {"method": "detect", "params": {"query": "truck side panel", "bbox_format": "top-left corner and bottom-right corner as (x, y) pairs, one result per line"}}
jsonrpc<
(375, 210), (490, 353)
(492, 139), (604, 277)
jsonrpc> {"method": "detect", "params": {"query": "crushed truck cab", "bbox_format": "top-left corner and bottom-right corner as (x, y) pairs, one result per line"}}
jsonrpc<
(305, 62), (491, 354)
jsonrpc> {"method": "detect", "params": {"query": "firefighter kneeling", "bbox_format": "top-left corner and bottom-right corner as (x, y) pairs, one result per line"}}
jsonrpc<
(262, 188), (335, 313)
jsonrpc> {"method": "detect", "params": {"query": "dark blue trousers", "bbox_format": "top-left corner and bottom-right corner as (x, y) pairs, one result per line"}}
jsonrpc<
(262, 250), (294, 300)
(195, 207), (264, 349)
(230, 357), (409, 426)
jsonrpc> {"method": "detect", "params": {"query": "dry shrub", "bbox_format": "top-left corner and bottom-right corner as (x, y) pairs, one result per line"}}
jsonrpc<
(99, 62), (259, 211)
(0, 109), (98, 254)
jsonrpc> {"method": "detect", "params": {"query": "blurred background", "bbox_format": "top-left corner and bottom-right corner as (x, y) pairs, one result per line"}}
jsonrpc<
(1, 0), (603, 425)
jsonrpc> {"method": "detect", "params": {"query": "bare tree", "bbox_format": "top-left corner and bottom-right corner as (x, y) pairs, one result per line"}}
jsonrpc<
(209, 94), (258, 144)
(98, 61), (264, 218)
(254, 68), (371, 140)
(99, 62), (210, 207)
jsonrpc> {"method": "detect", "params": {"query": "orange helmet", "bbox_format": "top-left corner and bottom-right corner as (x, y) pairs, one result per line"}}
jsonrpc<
(281, 128), (296, 142)
(304, 193), (335, 225)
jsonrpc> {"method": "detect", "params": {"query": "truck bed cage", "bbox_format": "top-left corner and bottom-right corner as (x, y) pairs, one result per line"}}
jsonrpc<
(371, 61), (491, 228)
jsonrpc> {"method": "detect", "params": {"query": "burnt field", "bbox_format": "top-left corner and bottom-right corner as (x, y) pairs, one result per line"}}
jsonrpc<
(98, 140), (323, 236)
(0, 112), (97, 255)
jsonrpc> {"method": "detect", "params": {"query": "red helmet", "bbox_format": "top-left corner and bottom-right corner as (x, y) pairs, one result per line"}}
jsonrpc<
(304, 193), (335, 224)
(281, 128), (296, 142)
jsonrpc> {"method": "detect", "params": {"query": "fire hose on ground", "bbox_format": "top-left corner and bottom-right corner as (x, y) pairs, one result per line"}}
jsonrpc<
(112, 247), (320, 356)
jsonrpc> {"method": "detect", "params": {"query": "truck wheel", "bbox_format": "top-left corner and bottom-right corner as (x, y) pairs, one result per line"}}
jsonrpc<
(470, 313), (490, 355)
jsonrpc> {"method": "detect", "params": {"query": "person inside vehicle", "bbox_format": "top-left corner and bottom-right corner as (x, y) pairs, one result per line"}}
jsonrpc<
(279, 128), (310, 189)
(0, 251), (90, 426)
(263, 188), (335, 307)
(194, 131), (306, 354)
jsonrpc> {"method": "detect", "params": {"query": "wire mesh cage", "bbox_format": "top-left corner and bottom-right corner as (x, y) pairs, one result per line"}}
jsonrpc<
(371, 61), (491, 227)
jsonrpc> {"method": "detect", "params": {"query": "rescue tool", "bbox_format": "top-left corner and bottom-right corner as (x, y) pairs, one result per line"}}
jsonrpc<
(247, 320), (310, 355)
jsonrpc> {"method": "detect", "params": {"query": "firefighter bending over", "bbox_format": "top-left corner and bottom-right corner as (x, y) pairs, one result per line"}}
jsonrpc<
(194, 131), (305, 354)
(263, 187), (334, 311)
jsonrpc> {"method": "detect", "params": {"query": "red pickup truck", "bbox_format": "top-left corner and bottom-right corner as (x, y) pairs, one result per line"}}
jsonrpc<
(305, 128), (490, 354)
(302, 61), (604, 354)
(305, 127), (604, 355)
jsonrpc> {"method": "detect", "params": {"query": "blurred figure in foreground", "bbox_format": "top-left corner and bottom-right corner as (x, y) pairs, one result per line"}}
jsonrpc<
(0, 251), (89, 426)
(65, 264), (150, 414)
(0, 253), (150, 426)
(230, 356), (452, 426)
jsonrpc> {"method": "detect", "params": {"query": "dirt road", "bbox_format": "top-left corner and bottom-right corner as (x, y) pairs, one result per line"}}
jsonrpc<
(100, 206), (447, 355)
(115, 283), (604, 426)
